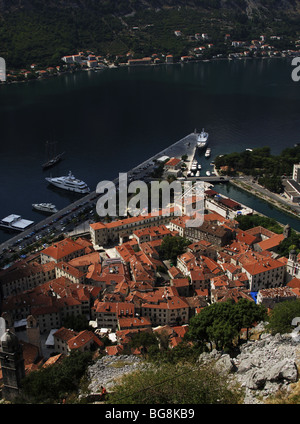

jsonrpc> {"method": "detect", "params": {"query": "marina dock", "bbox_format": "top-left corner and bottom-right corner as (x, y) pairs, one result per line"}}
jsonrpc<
(0, 132), (246, 256)
(0, 132), (198, 253)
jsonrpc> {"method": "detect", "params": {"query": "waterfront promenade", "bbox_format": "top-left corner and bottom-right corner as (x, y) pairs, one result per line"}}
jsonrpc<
(0, 132), (199, 255)
(2, 129), (296, 260)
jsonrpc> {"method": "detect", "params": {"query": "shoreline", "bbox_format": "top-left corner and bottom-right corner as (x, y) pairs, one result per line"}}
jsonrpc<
(212, 163), (300, 223)
(0, 55), (292, 87)
(229, 179), (300, 222)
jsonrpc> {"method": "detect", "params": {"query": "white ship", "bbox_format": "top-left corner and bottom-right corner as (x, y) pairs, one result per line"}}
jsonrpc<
(206, 171), (211, 176)
(46, 171), (90, 194)
(205, 148), (211, 158)
(32, 203), (58, 214)
(0, 214), (34, 232)
(197, 128), (209, 149)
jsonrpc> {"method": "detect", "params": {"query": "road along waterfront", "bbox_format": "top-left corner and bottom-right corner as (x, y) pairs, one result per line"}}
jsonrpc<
(0, 132), (199, 260)
(3, 128), (300, 265)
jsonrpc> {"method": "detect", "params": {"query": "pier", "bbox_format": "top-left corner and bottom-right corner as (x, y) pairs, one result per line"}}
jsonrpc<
(0, 132), (199, 256)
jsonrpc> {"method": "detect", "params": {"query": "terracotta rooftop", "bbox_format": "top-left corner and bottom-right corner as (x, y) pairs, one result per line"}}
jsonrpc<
(41, 238), (84, 261)
(242, 257), (284, 276)
(257, 234), (285, 251)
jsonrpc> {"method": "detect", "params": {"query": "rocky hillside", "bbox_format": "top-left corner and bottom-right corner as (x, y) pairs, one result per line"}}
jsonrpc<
(199, 324), (300, 404)
(81, 324), (300, 404)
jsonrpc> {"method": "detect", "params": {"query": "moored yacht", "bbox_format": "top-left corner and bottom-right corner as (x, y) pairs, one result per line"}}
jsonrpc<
(45, 171), (90, 194)
(197, 128), (209, 149)
(32, 203), (58, 214)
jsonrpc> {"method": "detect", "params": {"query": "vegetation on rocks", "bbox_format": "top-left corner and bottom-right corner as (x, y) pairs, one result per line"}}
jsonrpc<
(106, 361), (243, 404)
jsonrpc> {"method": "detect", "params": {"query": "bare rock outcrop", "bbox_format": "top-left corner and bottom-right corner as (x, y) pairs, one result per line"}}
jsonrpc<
(199, 328), (300, 404)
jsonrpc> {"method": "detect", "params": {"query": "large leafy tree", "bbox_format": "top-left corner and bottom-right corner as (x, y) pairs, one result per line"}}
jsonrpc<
(231, 298), (267, 340)
(159, 235), (190, 264)
(267, 299), (300, 335)
(187, 299), (267, 351)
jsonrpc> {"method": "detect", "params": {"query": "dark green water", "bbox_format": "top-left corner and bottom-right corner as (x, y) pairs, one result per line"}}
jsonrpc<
(1, 57), (300, 242)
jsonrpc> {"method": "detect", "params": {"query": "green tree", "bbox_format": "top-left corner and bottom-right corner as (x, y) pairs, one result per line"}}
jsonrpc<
(231, 298), (267, 340)
(207, 320), (238, 351)
(236, 214), (283, 234)
(20, 350), (93, 403)
(276, 231), (300, 257)
(159, 235), (190, 263)
(187, 299), (267, 351)
(267, 299), (300, 335)
(62, 314), (94, 332)
(127, 331), (159, 354)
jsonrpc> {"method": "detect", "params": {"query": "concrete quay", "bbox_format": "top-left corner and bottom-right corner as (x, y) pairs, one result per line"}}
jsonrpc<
(0, 132), (198, 255)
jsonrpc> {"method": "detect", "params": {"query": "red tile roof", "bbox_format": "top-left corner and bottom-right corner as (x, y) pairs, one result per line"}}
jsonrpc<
(41, 238), (84, 261)
(257, 234), (285, 251)
(287, 277), (300, 289)
(118, 316), (152, 329)
(165, 157), (181, 167)
(242, 257), (284, 276)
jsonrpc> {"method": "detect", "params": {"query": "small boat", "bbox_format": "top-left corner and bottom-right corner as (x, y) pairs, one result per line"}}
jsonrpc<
(32, 203), (58, 214)
(205, 148), (211, 158)
(206, 171), (211, 176)
(198, 164), (201, 169)
(196, 171), (200, 177)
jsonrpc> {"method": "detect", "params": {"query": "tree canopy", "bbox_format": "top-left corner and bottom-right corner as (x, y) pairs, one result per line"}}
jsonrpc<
(267, 299), (300, 335)
(187, 299), (267, 351)
(236, 214), (283, 233)
(215, 145), (300, 193)
(159, 235), (191, 264)
(19, 350), (94, 403)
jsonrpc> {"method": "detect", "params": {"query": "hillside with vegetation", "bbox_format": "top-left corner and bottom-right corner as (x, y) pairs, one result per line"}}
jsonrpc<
(1, 0), (300, 68)
(13, 299), (300, 404)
